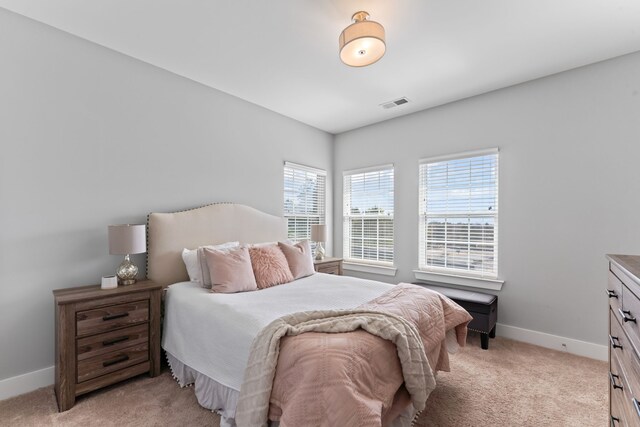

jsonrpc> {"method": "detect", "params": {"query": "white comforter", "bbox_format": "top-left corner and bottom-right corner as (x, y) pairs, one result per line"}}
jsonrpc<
(162, 273), (393, 391)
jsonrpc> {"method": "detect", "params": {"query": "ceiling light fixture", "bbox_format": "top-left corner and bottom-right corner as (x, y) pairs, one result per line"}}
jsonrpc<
(339, 11), (386, 67)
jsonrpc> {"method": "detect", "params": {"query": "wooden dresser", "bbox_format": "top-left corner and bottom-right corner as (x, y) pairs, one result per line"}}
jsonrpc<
(607, 255), (640, 425)
(313, 257), (343, 275)
(53, 280), (162, 411)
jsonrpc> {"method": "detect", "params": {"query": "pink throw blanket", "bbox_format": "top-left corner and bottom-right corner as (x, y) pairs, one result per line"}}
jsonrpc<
(268, 283), (472, 426)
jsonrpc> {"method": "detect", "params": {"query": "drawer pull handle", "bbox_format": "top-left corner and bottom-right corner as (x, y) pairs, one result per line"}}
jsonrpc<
(102, 354), (129, 367)
(102, 312), (129, 321)
(607, 290), (619, 299)
(609, 335), (623, 350)
(618, 308), (637, 323)
(102, 336), (129, 346)
(634, 398), (640, 419)
(609, 372), (623, 390)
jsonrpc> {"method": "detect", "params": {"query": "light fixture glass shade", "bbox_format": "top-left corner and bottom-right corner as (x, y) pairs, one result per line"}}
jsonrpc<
(339, 11), (386, 67)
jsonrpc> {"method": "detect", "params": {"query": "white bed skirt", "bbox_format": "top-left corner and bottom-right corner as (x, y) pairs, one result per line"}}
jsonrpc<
(166, 350), (241, 427)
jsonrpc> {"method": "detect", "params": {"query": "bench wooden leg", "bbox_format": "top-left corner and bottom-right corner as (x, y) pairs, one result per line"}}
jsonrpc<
(489, 325), (496, 339)
(481, 333), (489, 350)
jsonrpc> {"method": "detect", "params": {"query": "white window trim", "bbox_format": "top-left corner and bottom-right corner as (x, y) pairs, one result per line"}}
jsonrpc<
(345, 262), (397, 276)
(413, 269), (504, 291)
(419, 147), (499, 165)
(418, 148), (499, 279)
(284, 161), (327, 177)
(284, 161), (327, 246)
(343, 163), (394, 176)
(343, 164), (395, 267)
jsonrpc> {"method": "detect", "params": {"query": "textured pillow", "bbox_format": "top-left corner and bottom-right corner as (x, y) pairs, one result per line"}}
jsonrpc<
(246, 240), (292, 248)
(248, 245), (294, 289)
(278, 240), (315, 280)
(181, 241), (239, 287)
(203, 246), (258, 293)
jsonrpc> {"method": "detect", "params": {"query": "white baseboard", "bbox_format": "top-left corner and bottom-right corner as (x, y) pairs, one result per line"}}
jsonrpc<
(496, 323), (608, 361)
(0, 366), (54, 401)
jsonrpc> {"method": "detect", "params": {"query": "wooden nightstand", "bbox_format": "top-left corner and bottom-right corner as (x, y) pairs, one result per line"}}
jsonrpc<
(53, 280), (162, 412)
(314, 257), (343, 275)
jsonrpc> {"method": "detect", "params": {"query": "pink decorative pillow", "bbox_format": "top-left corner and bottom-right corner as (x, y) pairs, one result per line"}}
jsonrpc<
(203, 246), (258, 293)
(248, 246), (294, 289)
(278, 240), (315, 280)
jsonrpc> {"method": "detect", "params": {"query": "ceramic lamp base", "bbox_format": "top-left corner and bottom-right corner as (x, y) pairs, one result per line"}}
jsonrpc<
(315, 242), (325, 260)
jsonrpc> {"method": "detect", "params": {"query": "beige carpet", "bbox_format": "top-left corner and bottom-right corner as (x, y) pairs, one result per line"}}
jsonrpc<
(0, 334), (606, 427)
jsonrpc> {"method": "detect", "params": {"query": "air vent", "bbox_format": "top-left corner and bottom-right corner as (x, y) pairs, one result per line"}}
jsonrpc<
(380, 97), (409, 109)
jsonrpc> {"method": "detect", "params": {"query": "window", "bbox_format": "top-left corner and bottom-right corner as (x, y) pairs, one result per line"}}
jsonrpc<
(343, 165), (394, 266)
(418, 149), (499, 279)
(283, 162), (326, 243)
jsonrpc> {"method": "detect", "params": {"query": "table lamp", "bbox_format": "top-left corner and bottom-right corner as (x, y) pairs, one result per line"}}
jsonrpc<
(311, 224), (327, 260)
(108, 224), (146, 285)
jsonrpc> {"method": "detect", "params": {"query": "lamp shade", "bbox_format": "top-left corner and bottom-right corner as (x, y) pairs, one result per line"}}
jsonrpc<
(311, 224), (327, 243)
(108, 224), (146, 255)
(339, 11), (386, 67)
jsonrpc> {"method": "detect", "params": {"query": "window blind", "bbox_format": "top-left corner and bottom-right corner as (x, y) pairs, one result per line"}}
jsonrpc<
(283, 162), (326, 244)
(343, 165), (394, 265)
(418, 150), (499, 278)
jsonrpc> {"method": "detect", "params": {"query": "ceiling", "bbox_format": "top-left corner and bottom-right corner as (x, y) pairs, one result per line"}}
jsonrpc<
(2, 0), (640, 134)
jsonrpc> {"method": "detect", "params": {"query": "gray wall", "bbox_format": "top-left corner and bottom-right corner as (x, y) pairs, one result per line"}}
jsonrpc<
(334, 51), (640, 346)
(0, 10), (333, 380)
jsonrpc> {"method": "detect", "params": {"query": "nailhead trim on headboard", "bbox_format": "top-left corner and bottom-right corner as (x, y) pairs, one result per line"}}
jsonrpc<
(145, 202), (235, 278)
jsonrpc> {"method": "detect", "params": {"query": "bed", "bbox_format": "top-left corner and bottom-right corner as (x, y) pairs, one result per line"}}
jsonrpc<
(146, 203), (471, 427)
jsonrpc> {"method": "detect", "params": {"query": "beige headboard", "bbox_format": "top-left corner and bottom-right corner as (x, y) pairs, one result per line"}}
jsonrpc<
(146, 203), (287, 286)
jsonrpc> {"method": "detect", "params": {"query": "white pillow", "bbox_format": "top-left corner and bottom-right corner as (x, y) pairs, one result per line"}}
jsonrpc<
(182, 241), (240, 287)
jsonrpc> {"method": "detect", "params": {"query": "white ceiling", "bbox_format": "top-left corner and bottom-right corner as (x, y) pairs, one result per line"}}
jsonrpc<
(2, 0), (640, 134)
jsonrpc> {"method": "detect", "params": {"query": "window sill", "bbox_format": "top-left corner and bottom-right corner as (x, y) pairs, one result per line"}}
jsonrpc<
(344, 262), (397, 277)
(413, 270), (504, 291)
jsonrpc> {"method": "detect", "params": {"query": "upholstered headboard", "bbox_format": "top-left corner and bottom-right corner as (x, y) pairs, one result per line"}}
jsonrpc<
(146, 203), (287, 286)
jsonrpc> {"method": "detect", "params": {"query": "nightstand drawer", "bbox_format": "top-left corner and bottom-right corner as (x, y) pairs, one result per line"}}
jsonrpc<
(317, 264), (340, 275)
(77, 323), (149, 361)
(76, 300), (149, 337)
(77, 342), (149, 383)
(313, 258), (343, 275)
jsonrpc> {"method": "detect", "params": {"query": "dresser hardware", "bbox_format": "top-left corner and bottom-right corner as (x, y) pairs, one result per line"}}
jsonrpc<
(633, 398), (640, 418)
(609, 335), (623, 350)
(609, 372), (623, 390)
(618, 308), (637, 323)
(607, 290), (618, 299)
(102, 354), (130, 367)
(102, 312), (129, 321)
(102, 336), (130, 346)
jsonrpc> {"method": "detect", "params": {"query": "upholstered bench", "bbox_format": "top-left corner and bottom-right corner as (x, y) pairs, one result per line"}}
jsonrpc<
(413, 283), (498, 350)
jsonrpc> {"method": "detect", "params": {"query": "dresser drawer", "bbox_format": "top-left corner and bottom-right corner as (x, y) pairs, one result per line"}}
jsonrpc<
(611, 311), (640, 397)
(610, 351), (628, 426)
(609, 271), (624, 314)
(621, 285), (640, 355)
(77, 342), (149, 383)
(77, 323), (148, 362)
(612, 263), (637, 294)
(76, 300), (149, 337)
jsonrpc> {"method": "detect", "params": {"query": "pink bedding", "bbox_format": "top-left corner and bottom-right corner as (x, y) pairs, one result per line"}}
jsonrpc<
(268, 283), (472, 426)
